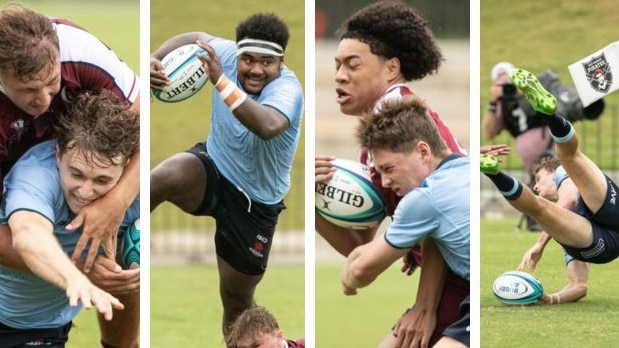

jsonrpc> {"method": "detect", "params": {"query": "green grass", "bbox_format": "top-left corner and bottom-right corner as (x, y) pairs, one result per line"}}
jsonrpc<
(316, 261), (419, 347)
(150, 0), (306, 233)
(150, 265), (304, 347)
(6, 2), (139, 347)
(481, 0), (619, 170)
(481, 218), (619, 347)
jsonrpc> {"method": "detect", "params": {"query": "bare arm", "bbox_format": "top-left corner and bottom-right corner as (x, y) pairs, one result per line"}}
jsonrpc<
(151, 32), (216, 60)
(341, 235), (407, 295)
(541, 259), (589, 305)
(9, 211), (123, 320)
(394, 239), (447, 348)
(196, 42), (290, 140)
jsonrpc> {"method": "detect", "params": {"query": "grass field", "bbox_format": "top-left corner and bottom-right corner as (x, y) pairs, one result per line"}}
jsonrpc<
(4, 1), (139, 347)
(481, 218), (619, 347)
(150, 0), (306, 233)
(481, 0), (619, 170)
(315, 260), (420, 347)
(150, 265), (304, 347)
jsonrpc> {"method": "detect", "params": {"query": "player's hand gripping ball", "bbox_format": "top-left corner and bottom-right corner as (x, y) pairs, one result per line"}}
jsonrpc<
(152, 44), (209, 102)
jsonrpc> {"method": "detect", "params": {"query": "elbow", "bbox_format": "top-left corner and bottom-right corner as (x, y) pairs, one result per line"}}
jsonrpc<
(573, 284), (588, 302)
(12, 233), (31, 255)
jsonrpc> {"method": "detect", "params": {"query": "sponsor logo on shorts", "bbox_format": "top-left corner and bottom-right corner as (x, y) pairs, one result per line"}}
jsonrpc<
(249, 234), (269, 258)
(581, 238), (605, 259)
(609, 179), (616, 205)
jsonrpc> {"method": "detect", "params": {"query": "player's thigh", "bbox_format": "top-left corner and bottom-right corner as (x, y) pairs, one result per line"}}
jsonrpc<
(533, 197), (593, 248)
(558, 150), (607, 212)
(150, 152), (207, 211)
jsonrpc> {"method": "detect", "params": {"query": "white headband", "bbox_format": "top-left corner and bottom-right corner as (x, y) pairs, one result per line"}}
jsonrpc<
(237, 38), (284, 57)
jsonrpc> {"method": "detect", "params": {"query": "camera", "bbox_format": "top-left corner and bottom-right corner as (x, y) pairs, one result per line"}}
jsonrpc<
(502, 83), (517, 98)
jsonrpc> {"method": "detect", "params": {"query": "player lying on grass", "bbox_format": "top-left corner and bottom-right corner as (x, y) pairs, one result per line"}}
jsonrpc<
(0, 91), (140, 348)
(482, 67), (619, 267)
(341, 96), (470, 348)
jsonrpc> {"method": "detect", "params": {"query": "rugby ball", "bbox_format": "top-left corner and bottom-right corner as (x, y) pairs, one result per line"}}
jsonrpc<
(152, 44), (209, 102)
(121, 218), (140, 269)
(492, 271), (543, 305)
(315, 158), (386, 229)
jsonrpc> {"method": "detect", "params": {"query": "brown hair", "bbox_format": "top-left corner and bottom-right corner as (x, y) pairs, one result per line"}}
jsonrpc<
(532, 156), (561, 175)
(356, 96), (449, 155)
(0, 3), (59, 80)
(225, 306), (280, 348)
(54, 91), (139, 168)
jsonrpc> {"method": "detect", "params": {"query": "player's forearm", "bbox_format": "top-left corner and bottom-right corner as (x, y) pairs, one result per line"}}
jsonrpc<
(231, 99), (289, 140)
(152, 32), (215, 60)
(536, 231), (553, 248)
(547, 283), (588, 304)
(107, 146), (140, 209)
(316, 211), (375, 257)
(12, 225), (85, 290)
(415, 239), (447, 310)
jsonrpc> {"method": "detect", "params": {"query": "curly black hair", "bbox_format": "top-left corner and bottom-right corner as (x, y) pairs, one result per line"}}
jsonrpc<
(236, 13), (290, 51)
(336, 0), (442, 81)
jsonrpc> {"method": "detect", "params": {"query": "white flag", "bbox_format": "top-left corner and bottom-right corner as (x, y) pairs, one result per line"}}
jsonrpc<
(568, 41), (619, 107)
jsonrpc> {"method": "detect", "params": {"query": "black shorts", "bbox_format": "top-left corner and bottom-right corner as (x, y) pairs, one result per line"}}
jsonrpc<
(442, 295), (470, 347)
(562, 176), (619, 264)
(186, 143), (285, 275)
(0, 321), (71, 348)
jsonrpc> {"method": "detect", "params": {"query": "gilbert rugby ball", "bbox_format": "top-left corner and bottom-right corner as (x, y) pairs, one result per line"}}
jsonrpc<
(152, 44), (209, 102)
(493, 271), (543, 305)
(315, 158), (386, 229)
(121, 218), (140, 269)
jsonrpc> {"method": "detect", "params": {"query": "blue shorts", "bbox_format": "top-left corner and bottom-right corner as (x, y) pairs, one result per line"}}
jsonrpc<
(0, 321), (71, 348)
(561, 176), (619, 264)
(186, 143), (285, 275)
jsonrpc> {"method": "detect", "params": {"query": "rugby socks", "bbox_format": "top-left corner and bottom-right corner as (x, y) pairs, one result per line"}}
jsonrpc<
(547, 113), (575, 144)
(484, 171), (523, 201)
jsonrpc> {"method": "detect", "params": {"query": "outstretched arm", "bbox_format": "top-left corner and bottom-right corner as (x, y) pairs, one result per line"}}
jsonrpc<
(341, 235), (407, 295)
(10, 211), (123, 320)
(195, 41), (290, 140)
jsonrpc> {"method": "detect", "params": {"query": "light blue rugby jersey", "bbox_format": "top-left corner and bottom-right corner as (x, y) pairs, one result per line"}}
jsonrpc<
(0, 140), (140, 329)
(385, 156), (470, 280)
(205, 38), (304, 204)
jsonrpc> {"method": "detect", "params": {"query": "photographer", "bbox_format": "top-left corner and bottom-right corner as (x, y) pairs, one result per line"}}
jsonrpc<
(483, 62), (605, 231)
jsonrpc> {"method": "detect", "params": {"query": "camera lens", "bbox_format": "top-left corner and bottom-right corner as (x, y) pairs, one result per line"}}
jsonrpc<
(502, 83), (516, 97)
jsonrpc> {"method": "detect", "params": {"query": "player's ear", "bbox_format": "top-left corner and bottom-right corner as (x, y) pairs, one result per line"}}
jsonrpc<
(385, 57), (401, 80)
(275, 329), (284, 340)
(55, 143), (61, 163)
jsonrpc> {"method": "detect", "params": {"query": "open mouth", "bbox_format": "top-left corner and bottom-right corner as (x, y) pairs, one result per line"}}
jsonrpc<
(335, 88), (350, 104)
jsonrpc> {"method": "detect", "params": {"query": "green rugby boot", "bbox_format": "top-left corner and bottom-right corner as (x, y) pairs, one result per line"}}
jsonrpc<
(480, 154), (500, 175)
(509, 68), (557, 115)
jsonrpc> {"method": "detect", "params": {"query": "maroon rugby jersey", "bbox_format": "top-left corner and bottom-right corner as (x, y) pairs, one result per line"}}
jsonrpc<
(0, 18), (138, 189)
